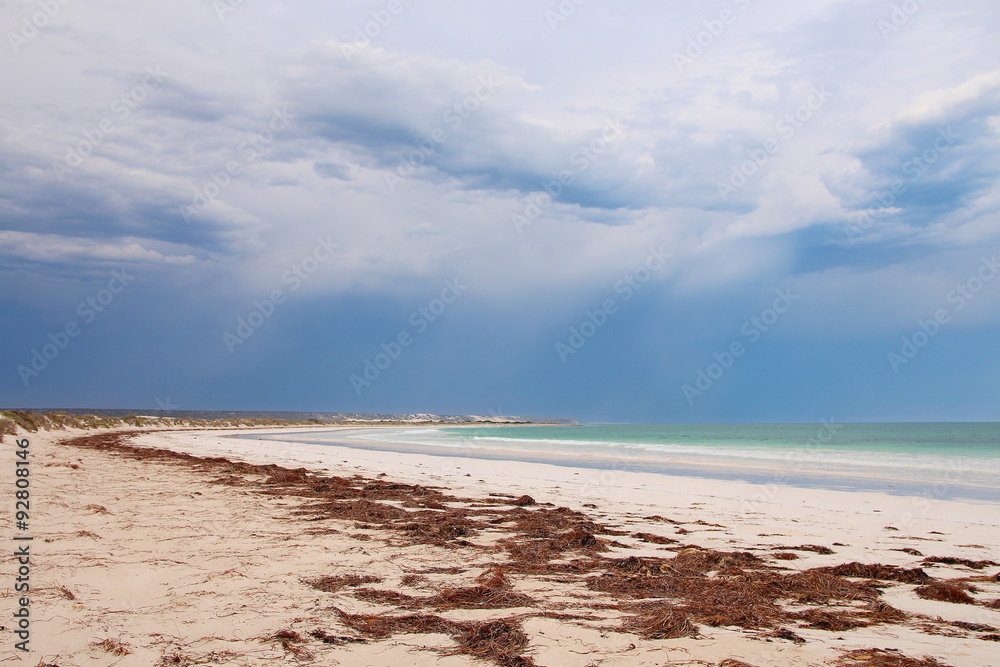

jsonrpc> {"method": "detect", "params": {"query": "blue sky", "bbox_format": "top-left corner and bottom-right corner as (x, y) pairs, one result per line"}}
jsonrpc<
(2, 0), (999, 423)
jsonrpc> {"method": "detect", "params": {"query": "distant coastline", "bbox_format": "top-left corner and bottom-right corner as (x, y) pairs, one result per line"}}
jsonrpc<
(1, 407), (577, 424)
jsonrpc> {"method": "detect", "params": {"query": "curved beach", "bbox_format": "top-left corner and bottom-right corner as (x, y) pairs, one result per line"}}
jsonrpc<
(7, 424), (1000, 666)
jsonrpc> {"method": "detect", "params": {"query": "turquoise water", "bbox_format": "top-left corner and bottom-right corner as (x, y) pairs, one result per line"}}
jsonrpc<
(259, 423), (1000, 500)
(441, 423), (1000, 457)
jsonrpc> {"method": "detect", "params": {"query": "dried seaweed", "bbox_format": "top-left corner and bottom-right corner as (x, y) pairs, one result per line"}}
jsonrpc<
(777, 544), (835, 555)
(434, 585), (536, 609)
(790, 608), (869, 631)
(952, 620), (996, 632)
(914, 582), (976, 605)
(921, 556), (998, 569)
(590, 554), (900, 633)
(632, 532), (680, 545)
(334, 609), (453, 639)
(309, 629), (367, 645)
(333, 609), (535, 666)
(351, 588), (423, 607)
(832, 648), (953, 666)
(303, 574), (382, 592)
(815, 562), (931, 584)
(623, 606), (698, 639)
(766, 627), (806, 643)
(56, 429), (983, 661)
(789, 601), (905, 631)
(265, 629), (314, 661)
(91, 638), (131, 656)
(452, 619), (536, 666)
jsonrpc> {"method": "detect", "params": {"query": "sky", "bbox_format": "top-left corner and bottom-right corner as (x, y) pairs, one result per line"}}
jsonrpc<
(1, 0), (999, 423)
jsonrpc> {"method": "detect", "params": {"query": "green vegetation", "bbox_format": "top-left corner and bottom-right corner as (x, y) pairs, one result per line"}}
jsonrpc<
(0, 410), (340, 442)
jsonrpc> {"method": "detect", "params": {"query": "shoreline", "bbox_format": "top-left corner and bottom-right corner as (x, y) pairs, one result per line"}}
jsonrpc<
(239, 426), (1000, 503)
(193, 426), (1000, 529)
(7, 425), (1000, 666)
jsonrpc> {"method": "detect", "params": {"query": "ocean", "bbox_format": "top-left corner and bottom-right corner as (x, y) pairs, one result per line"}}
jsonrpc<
(253, 422), (1000, 501)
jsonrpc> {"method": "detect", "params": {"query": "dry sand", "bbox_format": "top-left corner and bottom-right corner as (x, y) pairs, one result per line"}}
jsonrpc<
(2, 425), (999, 666)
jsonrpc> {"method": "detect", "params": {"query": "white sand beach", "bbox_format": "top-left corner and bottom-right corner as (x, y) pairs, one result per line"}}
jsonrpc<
(3, 425), (999, 666)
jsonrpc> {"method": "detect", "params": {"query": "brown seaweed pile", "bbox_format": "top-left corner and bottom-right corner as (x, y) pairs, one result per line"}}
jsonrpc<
(60, 430), (999, 666)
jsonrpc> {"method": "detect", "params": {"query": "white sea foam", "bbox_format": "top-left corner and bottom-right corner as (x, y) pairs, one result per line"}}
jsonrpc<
(312, 424), (1000, 495)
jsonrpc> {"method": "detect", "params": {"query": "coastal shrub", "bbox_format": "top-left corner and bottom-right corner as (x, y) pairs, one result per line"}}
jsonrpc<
(1, 411), (47, 432)
(0, 416), (17, 441)
(46, 411), (80, 428)
(0, 411), (353, 439)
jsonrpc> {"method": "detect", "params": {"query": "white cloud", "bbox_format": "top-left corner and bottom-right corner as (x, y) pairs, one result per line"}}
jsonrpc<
(0, 230), (198, 266)
(0, 0), (997, 309)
